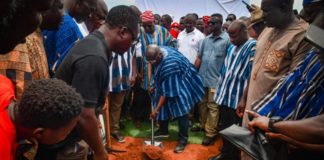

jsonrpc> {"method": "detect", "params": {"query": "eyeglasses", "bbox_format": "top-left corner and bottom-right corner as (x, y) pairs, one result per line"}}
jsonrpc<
(226, 18), (233, 22)
(126, 27), (139, 45)
(208, 21), (218, 25)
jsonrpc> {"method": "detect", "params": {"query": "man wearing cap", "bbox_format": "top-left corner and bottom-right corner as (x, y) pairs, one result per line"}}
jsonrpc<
(133, 10), (177, 125)
(236, 0), (313, 159)
(247, 4), (266, 39)
(247, 5), (324, 159)
(237, 0), (312, 130)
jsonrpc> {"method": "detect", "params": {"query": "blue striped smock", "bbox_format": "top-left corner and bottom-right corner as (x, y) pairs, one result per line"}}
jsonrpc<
(253, 50), (324, 120)
(108, 47), (134, 93)
(215, 39), (256, 109)
(153, 47), (204, 121)
(139, 25), (178, 90)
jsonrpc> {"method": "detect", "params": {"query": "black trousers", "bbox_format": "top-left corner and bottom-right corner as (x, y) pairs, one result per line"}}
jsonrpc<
(218, 106), (242, 160)
(160, 114), (189, 144)
(132, 84), (151, 121)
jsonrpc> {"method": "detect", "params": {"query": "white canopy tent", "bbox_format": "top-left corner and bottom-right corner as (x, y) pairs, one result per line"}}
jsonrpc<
(135, 0), (251, 22)
(104, 0), (303, 21)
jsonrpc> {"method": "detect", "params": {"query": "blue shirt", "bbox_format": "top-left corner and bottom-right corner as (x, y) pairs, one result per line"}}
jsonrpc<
(198, 32), (231, 88)
(153, 47), (204, 121)
(253, 50), (324, 120)
(215, 39), (256, 109)
(42, 13), (83, 76)
(139, 25), (178, 90)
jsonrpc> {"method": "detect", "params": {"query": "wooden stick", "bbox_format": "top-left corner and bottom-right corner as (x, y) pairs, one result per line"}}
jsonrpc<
(104, 96), (127, 153)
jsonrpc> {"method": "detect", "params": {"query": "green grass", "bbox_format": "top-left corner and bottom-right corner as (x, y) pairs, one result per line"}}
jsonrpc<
(120, 118), (204, 144)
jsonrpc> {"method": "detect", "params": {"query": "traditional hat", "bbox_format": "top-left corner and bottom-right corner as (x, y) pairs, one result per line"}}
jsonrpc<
(141, 10), (154, 23)
(249, 4), (264, 26)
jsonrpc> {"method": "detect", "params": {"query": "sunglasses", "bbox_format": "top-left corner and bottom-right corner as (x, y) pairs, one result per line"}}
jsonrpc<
(208, 21), (218, 25)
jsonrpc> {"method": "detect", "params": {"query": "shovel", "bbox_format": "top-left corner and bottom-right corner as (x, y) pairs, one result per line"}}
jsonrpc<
(143, 102), (163, 147)
(143, 94), (163, 160)
(144, 92), (163, 147)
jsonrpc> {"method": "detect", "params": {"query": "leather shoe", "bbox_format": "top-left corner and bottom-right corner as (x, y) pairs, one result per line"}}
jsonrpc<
(208, 153), (225, 160)
(202, 135), (217, 146)
(174, 142), (187, 153)
(111, 132), (125, 143)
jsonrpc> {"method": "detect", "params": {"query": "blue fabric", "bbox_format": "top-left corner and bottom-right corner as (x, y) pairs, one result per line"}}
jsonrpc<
(198, 32), (231, 88)
(253, 50), (324, 120)
(109, 48), (134, 93)
(153, 47), (204, 121)
(303, 0), (321, 5)
(139, 25), (178, 90)
(42, 13), (83, 75)
(215, 39), (256, 109)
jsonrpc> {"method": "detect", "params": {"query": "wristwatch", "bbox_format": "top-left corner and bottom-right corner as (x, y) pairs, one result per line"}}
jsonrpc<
(268, 116), (282, 133)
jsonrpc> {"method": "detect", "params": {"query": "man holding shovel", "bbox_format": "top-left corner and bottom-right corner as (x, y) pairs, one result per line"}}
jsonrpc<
(148, 45), (204, 153)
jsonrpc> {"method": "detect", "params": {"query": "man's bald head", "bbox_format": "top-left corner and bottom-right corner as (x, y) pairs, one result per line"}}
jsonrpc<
(228, 20), (247, 32)
(228, 20), (248, 46)
(146, 45), (163, 66)
(146, 44), (160, 57)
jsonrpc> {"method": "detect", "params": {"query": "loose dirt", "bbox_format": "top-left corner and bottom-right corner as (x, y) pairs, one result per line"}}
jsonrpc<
(108, 136), (222, 160)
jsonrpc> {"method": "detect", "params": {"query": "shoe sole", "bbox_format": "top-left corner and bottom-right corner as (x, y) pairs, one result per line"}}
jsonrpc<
(111, 136), (126, 143)
(154, 135), (170, 138)
(117, 139), (126, 143)
(174, 150), (184, 153)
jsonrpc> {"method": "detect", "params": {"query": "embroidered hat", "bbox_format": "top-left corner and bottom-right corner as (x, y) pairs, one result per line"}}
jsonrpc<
(141, 10), (154, 23)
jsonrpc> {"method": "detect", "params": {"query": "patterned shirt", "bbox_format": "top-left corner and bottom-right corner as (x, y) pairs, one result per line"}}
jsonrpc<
(215, 39), (256, 109)
(139, 25), (178, 90)
(0, 31), (49, 100)
(243, 18), (311, 127)
(198, 32), (231, 88)
(153, 47), (204, 121)
(42, 13), (83, 76)
(25, 30), (50, 80)
(108, 47), (135, 93)
(0, 45), (31, 101)
(253, 50), (324, 120)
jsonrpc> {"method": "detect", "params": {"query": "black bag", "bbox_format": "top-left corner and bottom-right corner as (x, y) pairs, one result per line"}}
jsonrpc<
(219, 124), (280, 160)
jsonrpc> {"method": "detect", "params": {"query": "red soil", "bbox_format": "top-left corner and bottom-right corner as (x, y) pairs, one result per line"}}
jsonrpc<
(108, 136), (222, 160)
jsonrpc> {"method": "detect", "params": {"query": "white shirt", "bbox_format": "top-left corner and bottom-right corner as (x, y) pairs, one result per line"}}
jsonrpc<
(177, 28), (205, 64)
(77, 23), (89, 36)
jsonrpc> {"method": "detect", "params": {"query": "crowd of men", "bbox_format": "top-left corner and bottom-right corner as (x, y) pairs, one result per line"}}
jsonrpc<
(0, 0), (323, 159)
